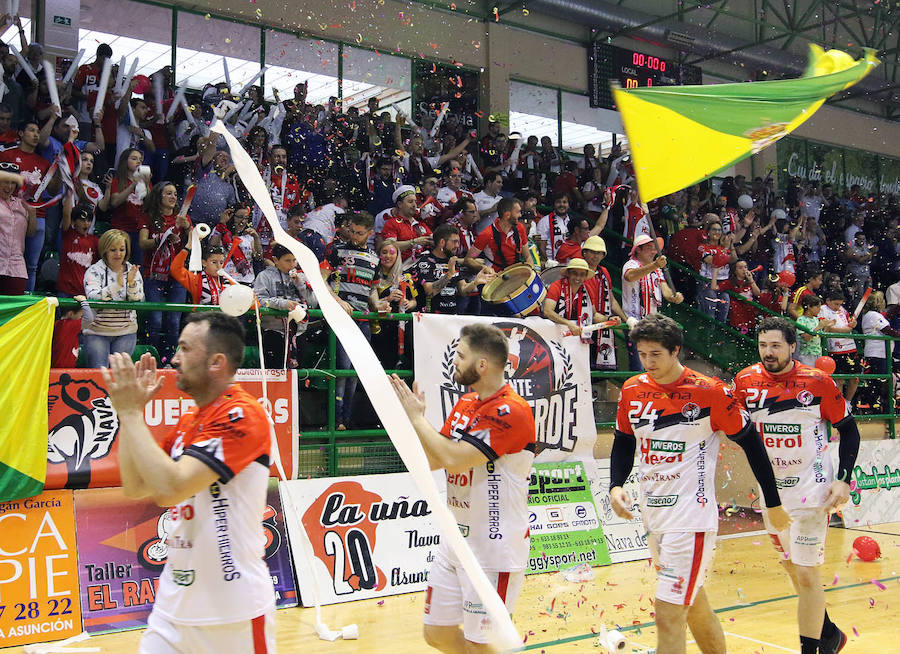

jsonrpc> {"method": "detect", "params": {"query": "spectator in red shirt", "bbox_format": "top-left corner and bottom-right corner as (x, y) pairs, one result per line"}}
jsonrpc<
(139, 183), (190, 363)
(378, 185), (432, 262)
(57, 202), (98, 297)
(0, 103), (18, 149)
(552, 160), (584, 209)
(99, 147), (150, 264)
(0, 118), (54, 290)
(71, 43), (112, 135)
(715, 260), (761, 334)
(466, 196), (529, 276)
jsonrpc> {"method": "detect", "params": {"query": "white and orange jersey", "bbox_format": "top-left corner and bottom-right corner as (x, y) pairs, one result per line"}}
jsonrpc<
(439, 385), (536, 572)
(621, 257), (664, 319)
(154, 384), (276, 626)
(616, 367), (747, 534)
(734, 362), (849, 509)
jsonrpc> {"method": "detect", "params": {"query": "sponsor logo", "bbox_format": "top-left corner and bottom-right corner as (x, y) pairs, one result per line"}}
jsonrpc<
(640, 438), (685, 465)
(47, 373), (119, 487)
(796, 390), (814, 406)
(172, 569), (195, 586)
(650, 439), (686, 453)
(458, 524), (470, 537)
(775, 477), (799, 488)
(546, 508), (563, 523)
(762, 423), (803, 448)
(645, 495), (678, 507)
(575, 505), (587, 519)
(681, 402), (701, 422)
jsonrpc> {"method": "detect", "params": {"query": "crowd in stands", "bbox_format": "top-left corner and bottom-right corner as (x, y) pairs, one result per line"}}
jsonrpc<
(0, 35), (896, 423)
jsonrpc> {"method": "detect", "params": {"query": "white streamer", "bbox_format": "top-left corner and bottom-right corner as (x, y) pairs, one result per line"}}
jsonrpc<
(238, 66), (268, 96)
(61, 49), (85, 85)
(43, 60), (60, 115)
(92, 59), (112, 120)
(10, 44), (36, 82)
(188, 223), (211, 272)
(210, 119), (522, 651)
(429, 101), (450, 138)
(222, 57), (231, 91)
(165, 86), (186, 121)
(152, 72), (164, 119)
(116, 58), (139, 108)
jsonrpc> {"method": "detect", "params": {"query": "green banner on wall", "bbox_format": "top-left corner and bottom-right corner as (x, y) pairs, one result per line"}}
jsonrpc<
(778, 137), (899, 196)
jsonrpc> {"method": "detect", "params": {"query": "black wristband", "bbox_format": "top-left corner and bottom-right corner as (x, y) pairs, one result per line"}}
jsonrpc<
(609, 430), (636, 490)
(834, 415), (860, 484)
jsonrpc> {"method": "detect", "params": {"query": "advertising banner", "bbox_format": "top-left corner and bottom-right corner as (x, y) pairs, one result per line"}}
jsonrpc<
(413, 314), (597, 464)
(526, 461), (611, 575)
(838, 439), (900, 527)
(592, 458), (650, 563)
(46, 369), (298, 490)
(74, 479), (297, 634)
(0, 490), (82, 647)
(282, 473), (443, 606)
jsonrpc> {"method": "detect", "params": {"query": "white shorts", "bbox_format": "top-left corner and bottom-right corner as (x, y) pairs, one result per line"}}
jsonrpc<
(423, 553), (525, 644)
(763, 506), (828, 567)
(140, 610), (276, 654)
(648, 531), (717, 606)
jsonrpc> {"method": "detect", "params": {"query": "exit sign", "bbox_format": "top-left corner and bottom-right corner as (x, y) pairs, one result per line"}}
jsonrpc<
(52, 15), (71, 26)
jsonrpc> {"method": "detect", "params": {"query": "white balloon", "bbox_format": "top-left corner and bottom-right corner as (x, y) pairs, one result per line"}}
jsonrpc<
(288, 305), (307, 323)
(738, 193), (754, 209)
(219, 283), (255, 316)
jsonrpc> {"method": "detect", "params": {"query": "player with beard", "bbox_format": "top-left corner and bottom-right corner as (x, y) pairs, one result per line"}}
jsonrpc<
(390, 323), (535, 652)
(734, 317), (859, 654)
(102, 312), (277, 653)
(610, 314), (788, 654)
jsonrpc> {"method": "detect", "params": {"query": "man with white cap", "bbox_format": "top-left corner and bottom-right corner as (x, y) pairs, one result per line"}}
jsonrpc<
(582, 236), (628, 370)
(622, 234), (683, 370)
(376, 184), (433, 263)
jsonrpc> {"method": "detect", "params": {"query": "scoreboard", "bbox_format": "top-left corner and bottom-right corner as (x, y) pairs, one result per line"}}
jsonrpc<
(589, 42), (702, 109)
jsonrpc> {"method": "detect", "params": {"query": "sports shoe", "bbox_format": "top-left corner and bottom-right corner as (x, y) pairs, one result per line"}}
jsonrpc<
(820, 627), (847, 654)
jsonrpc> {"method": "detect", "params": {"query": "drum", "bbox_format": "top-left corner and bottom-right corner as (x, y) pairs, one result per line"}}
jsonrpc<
(539, 265), (566, 287)
(481, 264), (546, 317)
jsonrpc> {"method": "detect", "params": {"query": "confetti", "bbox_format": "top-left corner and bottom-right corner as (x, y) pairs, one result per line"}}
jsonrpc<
(832, 574), (839, 585)
(853, 626), (860, 637)
(872, 579), (887, 590)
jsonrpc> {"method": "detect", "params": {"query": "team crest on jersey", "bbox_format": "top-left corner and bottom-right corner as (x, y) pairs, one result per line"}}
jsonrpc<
(796, 390), (814, 406)
(681, 402), (701, 422)
(497, 404), (511, 417)
(228, 407), (244, 422)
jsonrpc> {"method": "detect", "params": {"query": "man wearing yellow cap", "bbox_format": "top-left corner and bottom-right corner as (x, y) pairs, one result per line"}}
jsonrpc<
(581, 236), (628, 369)
(543, 259), (619, 344)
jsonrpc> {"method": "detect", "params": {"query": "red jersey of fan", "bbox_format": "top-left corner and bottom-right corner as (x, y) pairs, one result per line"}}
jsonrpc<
(473, 221), (528, 271)
(439, 384), (536, 571)
(58, 228), (99, 295)
(616, 367), (747, 533)
(734, 362), (849, 509)
(381, 212), (432, 261)
(51, 317), (82, 368)
(0, 148), (50, 217)
(154, 384), (275, 625)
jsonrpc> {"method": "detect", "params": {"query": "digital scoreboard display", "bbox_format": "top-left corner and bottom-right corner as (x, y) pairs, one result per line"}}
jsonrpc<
(589, 43), (702, 109)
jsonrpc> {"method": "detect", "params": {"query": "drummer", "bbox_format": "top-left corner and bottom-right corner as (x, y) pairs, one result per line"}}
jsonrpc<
(543, 258), (617, 339)
(581, 236), (628, 369)
(464, 197), (531, 274)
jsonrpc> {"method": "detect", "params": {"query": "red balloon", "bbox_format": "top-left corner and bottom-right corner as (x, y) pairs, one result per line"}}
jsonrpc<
(853, 536), (881, 562)
(777, 270), (796, 287)
(712, 252), (731, 267)
(815, 356), (836, 374)
(133, 74), (151, 95)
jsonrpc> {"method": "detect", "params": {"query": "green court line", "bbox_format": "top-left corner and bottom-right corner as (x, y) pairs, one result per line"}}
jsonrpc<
(522, 574), (900, 650)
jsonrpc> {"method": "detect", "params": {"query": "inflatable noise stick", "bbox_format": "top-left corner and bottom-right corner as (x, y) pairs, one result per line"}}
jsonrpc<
(187, 223), (211, 272)
(564, 319), (622, 338)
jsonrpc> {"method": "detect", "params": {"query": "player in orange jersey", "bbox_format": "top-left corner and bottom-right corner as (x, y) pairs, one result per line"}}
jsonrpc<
(609, 314), (789, 654)
(103, 312), (277, 654)
(390, 323), (536, 652)
(735, 317), (859, 654)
